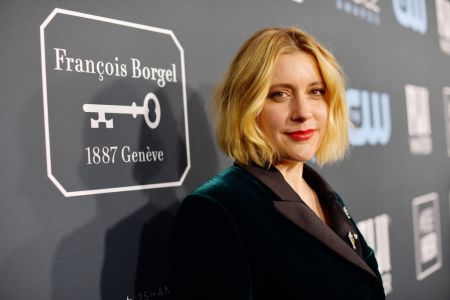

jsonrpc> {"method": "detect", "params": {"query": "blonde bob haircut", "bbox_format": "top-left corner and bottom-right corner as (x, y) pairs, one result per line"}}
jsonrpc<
(214, 27), (349, 167)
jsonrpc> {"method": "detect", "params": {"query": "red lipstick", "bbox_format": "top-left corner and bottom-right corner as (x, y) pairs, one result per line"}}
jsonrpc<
(286, 129), (316, 141)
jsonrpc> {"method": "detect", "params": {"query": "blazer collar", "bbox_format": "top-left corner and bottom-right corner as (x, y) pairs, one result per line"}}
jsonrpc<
(238, 162), (378, 279)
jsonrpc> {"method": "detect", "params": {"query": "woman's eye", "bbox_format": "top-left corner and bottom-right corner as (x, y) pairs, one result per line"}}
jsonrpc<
(269, 91), (289, 99)
(311, 88), (325, 96)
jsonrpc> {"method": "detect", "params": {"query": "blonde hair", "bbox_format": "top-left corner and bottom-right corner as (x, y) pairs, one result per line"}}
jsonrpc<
(214, 27), (349, 167)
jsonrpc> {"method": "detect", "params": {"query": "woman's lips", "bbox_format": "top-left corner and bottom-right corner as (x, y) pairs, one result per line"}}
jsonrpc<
(286, 129), (316, 141)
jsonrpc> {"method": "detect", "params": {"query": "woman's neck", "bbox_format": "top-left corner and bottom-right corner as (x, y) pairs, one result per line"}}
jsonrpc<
(274, 161), (327, 224)
(274, 161), (304, 194)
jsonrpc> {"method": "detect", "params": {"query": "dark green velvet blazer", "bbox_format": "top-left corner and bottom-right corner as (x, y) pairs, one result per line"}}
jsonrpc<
(169, 163), (385, 299)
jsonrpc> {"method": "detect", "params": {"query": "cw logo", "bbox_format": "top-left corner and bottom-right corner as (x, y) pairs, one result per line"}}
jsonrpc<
(393, 0), (427, 34)
(436, 0), (450, 55)
(346, 89), (391, 146)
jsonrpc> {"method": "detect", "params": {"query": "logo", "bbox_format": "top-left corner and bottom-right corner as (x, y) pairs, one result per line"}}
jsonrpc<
(405, 85), (432, 155)
(436, 0), (450, 55)
(346, 89), (391, 146)
(357, 214), (392, 295)
(412, 192), (443, 280)
(130, 286), (171, 299)
(336, 0), (381, 25)
(443, 87), (450, 157)
(392, 0), (427, 34)
(40, 9), (190, 196)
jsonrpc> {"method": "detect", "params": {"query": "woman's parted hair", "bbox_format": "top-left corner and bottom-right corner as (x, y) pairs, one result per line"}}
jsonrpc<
(213, 27), (349, 167)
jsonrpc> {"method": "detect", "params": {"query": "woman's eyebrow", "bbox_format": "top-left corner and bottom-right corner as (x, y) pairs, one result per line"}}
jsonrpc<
(269, 81), (324, 89)
(269, 83), (295, 89)
(309, 80), (325, 86)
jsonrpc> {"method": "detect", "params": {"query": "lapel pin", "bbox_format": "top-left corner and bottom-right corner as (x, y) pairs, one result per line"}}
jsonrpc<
(343, 206), (351, 219)
(348, 231), (358, 250)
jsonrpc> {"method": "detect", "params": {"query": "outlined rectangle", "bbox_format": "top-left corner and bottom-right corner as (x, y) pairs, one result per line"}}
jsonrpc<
(40, 8), (190, 197)
(412, 192), (443, 281)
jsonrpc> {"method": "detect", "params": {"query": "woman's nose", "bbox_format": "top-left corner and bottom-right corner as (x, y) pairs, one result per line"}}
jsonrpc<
(290, 94), (312, 122)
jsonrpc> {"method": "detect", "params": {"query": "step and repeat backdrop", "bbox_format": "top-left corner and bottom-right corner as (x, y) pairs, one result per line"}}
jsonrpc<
(1, 0), (450, 299)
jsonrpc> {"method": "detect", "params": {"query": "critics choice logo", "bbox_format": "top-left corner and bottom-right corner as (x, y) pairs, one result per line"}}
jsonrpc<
(357, 214), (392, 295)
(412, 193), (443, 281)
(346, 89), (391, 146)
(436, 0), (450, 55)
(444, 87), (450, 157)
(392, 0), (427, 34)
(336, 0), (381, 25)
(40, 8), (190, 197)
(405, 85), (432, 155)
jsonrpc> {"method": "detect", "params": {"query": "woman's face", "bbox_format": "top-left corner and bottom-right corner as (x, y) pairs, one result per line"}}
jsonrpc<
(258, 51), (328, 164)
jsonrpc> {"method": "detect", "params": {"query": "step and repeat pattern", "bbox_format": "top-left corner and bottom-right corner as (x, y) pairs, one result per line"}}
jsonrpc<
(0, 0), (449, 299)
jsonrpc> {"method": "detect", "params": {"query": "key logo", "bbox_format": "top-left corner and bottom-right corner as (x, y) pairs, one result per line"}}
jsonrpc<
(336, 0), (381, 25)
(436, 0), (450, 55)
(443, 87), (450, 157)
(392, 0), (428, 34)
(357, 214), (392, 295)
(40, 9), (190, 196)
(412, 192), (443, 280)
(82, 92), (161, 129)
(405, 85), (432, 155)
(346, 89), (391, 146)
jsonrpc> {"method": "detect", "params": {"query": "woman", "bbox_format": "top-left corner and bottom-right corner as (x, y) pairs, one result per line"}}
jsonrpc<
(169, 27), (385, 299)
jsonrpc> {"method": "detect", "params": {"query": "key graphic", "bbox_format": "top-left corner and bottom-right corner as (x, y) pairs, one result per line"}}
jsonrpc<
(83, 92), (161, 129)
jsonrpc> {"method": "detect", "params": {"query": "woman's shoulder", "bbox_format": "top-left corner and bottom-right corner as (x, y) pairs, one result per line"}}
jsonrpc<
(184, 164), (270, 210)
(173, 165), (254, 224)
(192, 164), (256, 197)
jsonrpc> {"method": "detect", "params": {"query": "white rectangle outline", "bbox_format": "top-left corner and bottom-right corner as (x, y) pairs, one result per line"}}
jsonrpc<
(40, 8), (191, 197)
(411, 192), (443, 281)
(443, 87), (450, 157)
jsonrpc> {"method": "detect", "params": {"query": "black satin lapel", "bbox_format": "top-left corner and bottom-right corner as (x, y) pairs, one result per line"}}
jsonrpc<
(239, 163), (377, 279)
(273, 201), (377, 278)
(239, 163), (300, 201)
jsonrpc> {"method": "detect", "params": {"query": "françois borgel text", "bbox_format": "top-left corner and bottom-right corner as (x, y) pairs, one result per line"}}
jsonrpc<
(53, 48), (177, 87)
